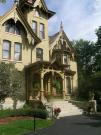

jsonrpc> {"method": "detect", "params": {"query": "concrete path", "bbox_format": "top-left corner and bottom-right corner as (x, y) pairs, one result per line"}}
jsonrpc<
(23, 114), (101, 135)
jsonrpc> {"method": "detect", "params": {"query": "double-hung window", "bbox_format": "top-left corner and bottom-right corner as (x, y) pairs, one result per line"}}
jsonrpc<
(63, 54), (68, 64)
(36, 48), (43, 61)
(39, 23), (45, 39)
(2, 40), (11, 59)
(32, 21), (37, 34)
(14, 43), (22, 61)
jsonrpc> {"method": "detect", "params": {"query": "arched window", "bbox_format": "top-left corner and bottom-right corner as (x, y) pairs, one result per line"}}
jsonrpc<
(4, 20), (20, 35)
(36, 48), (43, 61)
(2, 40), (11, 59)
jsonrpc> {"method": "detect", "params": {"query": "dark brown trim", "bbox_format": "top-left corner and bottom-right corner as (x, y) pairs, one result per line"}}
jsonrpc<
(16, 5), (41, 44)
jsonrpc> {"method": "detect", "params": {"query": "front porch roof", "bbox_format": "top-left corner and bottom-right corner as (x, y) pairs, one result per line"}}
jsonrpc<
(25, 61), (76, 76)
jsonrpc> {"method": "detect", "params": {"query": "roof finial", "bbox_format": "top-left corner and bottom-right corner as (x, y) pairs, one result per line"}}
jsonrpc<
(60, 21), (63, 32)
(14, 0), (19, 5)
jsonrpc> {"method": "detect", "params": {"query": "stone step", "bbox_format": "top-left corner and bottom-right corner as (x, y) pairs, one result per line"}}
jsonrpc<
(49, 100), (83, 117)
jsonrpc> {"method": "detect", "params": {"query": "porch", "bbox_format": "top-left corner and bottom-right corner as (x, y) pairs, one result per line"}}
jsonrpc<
(25, 61), (75, 102)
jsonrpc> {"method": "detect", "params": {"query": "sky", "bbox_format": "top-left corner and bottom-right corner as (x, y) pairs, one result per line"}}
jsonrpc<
(0, 0), (101, 42)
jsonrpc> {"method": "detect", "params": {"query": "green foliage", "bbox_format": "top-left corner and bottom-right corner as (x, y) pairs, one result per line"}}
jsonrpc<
(77, 71), (101, 99)
(73, 39), (95, 77)
(10, 65), (25, 109)
(53, 79), (62, 92)
(73, 38), (101, 100)
(0, 107), (48, 119)
(94, 26), (101, 71)
(0, 62), (25, 108)
(0, 62), (11, 102)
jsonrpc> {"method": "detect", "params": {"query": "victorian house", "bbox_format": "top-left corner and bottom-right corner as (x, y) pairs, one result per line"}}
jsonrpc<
(0, 0), (78, 104)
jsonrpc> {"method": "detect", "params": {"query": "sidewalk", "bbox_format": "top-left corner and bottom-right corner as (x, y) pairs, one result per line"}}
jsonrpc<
(23, 114), (101, 135)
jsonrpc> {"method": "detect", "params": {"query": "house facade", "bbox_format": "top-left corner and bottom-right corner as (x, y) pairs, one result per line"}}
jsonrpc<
(0, 0), (78, 105)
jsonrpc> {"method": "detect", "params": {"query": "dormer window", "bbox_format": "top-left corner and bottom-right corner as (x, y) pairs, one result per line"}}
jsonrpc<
(39, 23), (45, 39)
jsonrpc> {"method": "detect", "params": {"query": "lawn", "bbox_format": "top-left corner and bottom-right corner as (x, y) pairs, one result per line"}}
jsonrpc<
(0, 118), (53, 135)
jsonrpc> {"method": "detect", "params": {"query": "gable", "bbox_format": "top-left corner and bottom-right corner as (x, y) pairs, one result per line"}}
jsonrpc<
(19, 0), (55, 19)
(49, 31), (75, 53)
(0, 4), (41, 45)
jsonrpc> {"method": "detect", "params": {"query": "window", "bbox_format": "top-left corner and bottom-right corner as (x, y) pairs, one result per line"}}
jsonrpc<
(39, 23), (45, 39)
(63, 54), (67, 64)
(36, 48), (43, 61)
(2, 40), (11, 59)
(32, 21), (37, 34)
(5, 22), (20, 35)
(14, 43), (22, 61)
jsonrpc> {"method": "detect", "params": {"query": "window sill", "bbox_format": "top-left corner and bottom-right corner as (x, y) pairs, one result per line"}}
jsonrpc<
(5, 32), (21, 37)
(2, 59), (22, 63)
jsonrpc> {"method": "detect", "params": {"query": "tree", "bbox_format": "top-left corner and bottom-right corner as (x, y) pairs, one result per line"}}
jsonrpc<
(94, 26), (101, 71)
(0, 62), (25, 109)
(0, 62), (11, 102)
(10, 64), (25, 109)
(73, 39), (95, 98)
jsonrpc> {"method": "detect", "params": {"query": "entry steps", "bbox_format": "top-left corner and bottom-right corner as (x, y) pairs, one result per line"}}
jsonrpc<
(50, 100), (83, 117)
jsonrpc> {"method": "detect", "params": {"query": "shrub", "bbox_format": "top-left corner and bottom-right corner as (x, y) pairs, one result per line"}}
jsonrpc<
(0, 108), (48, 119)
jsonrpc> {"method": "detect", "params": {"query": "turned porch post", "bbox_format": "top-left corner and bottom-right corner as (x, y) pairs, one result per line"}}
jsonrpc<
(40, 71), (44, 101)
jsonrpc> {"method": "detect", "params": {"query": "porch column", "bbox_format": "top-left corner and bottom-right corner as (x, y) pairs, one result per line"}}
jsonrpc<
(63, 78), (65, 99)
(63, 76), (67, 100)
(40, 71), (44, 101)
(62, 74), (66, 100)
(64, 76), (67, 95)
(71, 76), (73, 93)
(48, 79), (51, 95)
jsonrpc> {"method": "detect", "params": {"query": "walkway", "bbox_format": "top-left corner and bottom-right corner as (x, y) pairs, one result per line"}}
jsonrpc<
(24, 114), (101, 135)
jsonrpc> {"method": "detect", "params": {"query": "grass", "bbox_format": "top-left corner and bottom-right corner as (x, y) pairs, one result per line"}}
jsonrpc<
(0, 118), (54, 135)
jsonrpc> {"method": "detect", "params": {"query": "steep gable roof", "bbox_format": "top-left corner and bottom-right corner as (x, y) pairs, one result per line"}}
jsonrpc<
(49, 32), (59, 44)
(40, 0), (55, 18)
(0, 4), (41, 44)
(19, 0), (55, 19)
(49, 30), (75, 53)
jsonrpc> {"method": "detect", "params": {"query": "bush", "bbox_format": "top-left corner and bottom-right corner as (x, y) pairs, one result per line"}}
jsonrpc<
(0, 108), (48, 119)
